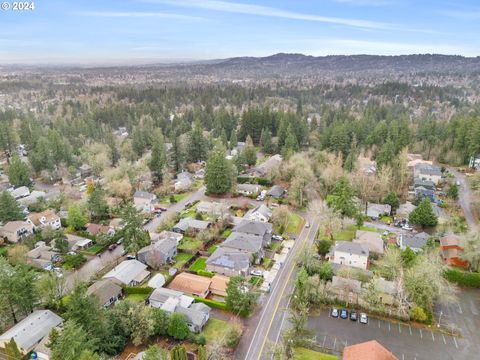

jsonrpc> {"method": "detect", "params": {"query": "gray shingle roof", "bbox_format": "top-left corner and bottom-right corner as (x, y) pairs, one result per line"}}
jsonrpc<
(233, 220), (272, 236)
(206, 247), (251, 270)
(87, 279), (122, 306)
(138, 237), (177, 257)
(103, 260), (149, 285)
(174, 218), (211, 232)
(333, 241), (369, 257)
(222, 232), (263, 253)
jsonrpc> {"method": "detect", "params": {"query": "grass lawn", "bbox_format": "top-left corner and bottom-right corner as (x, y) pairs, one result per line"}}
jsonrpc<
(286, 212), (304, 234)
(178, 236), (203, 251)
(267, 241), (283, 253)
(190, 257), (207, 272)
(82, 244), (104, 255)
(0, 246), (8, 257)
(262, 257), (273, 270)
(380, 215), (393, 224)
(250, 276), (264, 287)
(173, 253), (194, 269)
(207, 245), (218, 254)
(125, 293), (148, 303)
(319, 224), (380, 241)
(202, 318), (230, 344)
(222, 228), (233, 238)
(294, 347), (338, 360)
(181, 206), (198, 218)
(160, 193), (188, 205)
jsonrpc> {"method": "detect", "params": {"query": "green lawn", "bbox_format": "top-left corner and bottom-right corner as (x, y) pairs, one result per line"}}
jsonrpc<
(160, 193), (188, 205)
(173, 253), (194, 269)
(250, 276), (264, 287)
(267, 241), (283, 253)
(202, 318), (231, 344)
(82, 244), (104, 255)
(207, 245), (218, 254)
(178, 236), (203, 251)
(125, 293), (148, 303)
(319, 224), (380, 241)
(222, 228), (233, 238)
(286, 212), (304, 234)
(294, 347), (338, 360)
(190, 257), (207, 272)
(181, 207), (198, 218)
(0, 246), (8, 258)
(262, 257), (273, 270)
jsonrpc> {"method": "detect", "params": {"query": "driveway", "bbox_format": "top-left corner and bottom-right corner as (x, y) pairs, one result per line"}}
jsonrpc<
(308, 309), (465, 360)
(449, 169), (477, 230)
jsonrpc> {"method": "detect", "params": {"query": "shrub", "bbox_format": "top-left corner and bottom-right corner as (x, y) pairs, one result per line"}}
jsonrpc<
(444, 269), (480, 287)
(122, 286), (154, 295)
(197, 270), (215, 278)
(62, 253), (86, 270)
(193, 297), (227, 311)
(411, 306), (427, 322)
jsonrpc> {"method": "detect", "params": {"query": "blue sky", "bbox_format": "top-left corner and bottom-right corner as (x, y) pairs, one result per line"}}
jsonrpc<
(1, 0), (479, 64)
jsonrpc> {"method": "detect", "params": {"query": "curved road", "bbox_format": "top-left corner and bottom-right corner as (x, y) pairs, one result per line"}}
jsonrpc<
(449, 169), (477, 230)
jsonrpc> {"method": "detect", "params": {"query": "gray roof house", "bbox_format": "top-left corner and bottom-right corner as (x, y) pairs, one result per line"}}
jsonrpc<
(245, 204), (272, 223)
(236, 183), (261, 196)
(328, 241), (369, 270)
(137, 237), (178, 269)
(87, 279), (123, 307)
(174, 171), (194, 191)
(175, 303), (211, 333)
(267, 185), (286, 198)
(397, 232), (430, 252)
(222, 232), (264, 261)
(103, 260), (150, 286)
(366, 203), (391, 219)
(233, 220), (272, 246)
(173, 218), (211, 233)
(413, 179), (436, 191)
(133, 191), (157, 213)
(0, 310), (63, 356)
(149, 288), (194, 312)
(206, 247), (251, 276)
(196, 201), (231, 217)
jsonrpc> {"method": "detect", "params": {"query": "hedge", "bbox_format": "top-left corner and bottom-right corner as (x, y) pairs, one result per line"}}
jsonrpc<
(444, 269), (480, 288)
(236, 176), (272, 186)
(123, 286), (154, 295)
(193, 297), (228, 311)
(197, 270), (215, 278)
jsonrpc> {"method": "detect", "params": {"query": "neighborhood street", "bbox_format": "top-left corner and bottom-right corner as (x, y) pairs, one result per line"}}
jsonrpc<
(235, 212), (321, 360)
(449, 169), (477, 230)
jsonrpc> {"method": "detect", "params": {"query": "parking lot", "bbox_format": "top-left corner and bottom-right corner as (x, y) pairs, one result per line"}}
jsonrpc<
(308, 309), (466, 360)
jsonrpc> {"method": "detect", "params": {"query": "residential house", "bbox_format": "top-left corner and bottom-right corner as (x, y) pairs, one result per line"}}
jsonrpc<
(253, 154), (282, 177)
(133, 191), (157, 213)
(137, 237), (177, 269)
(11, 186), (30, 199)
(245, 204), (272, 223)
(353, 230), (384, 255)
(414, 186), (435, 202)
(372, 277), (398, 306)
(194, 168), (205, 179)
(196, 201), (231, 217)
(397, 232), (430, 252)
(343, 340), (398, 360)
(27, 209), (61, 231)
(26, 244), (56, 269)
(414, 164), (442, 185)
(233, 220), (272, 246)
(147, 273), (166, 289)
(157, 230), (183, 244)
(149, 288), (194, 311)
(0, 310), (63, 359)
(396, 202), (416, 219)
(87, 279), (123, 307)
(222, 232), (264, 262)
(78, 164), (92, 178)
(407, 158), (432, 169)
(328, 241), (369, 270)
(172, 218), (211, 234)
(109, 218), (125, 230)
(176, 303), (211, 333)
(210, 275), (230, 297)
(236, 183), (261, 196)
(366, 203), (391, 220)
(103, 260), (151, 286)
(86, 223), (115, 237)
(17, 190), (46, 206)
(71, 237), (93, 251)
(168, 272), (211, 298)
(0, 221), (34, 243)
(206, 247), (251, 276)
(174, 171), (194, 192)
(413, 179), (436, 191)
(329, 276), (362, 304)
(267, 185), (286, 198)
(440, 234), (468, 267)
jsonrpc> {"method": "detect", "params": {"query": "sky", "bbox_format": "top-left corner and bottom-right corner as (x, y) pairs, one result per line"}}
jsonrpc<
(0, 0), (479, 64)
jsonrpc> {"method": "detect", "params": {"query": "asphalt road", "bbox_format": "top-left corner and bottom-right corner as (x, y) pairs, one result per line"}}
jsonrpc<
(449, 169), (477, 230)
(235, 213), (320, 360)
(308, 309), (463, 360)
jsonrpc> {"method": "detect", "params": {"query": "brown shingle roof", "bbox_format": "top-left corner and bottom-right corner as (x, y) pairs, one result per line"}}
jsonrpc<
(210, 275), (230, 297)
(168, 272), (211, 297)
(343, 340), (398, 360)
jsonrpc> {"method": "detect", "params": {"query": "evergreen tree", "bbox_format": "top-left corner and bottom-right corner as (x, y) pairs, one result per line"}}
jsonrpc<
(87, 185), (109, 221)
(67, 203), (88, 230)
(197, 346), (208, 360)
(409, 198), (438, 228)
(29, 136), (54, 173)
(143, 345), (169, 360)
(50, 320), (92, 360)
(0, 190), (24, 222)
(205, 144), (234, 195)
(383, 192), (400, 215)
(7, 155), (31, 187)
(4, 338), (22, 360)
(132, 128), (147, 157)
(167, 313), (190, 340)
(171, 133), (184, 172)
(149, 129), (167, 183)
(219, 129), (228, 148)
(121, 202), (150, 256)
(151, 308), (170, 336)
(106, 132), (120, 166)
(260, 128), (273, 154)
(171, 345), (188, 360)
(343, 136), (358, 172)
(229, 128), (238, 150)
(242, 137), (257, 166)
(53, 232), (69, 254)
(327, 176), (357, 218)
(226, 276), (259, 317)
(187, 121), (207, 162)
(376, 139), (396, 169)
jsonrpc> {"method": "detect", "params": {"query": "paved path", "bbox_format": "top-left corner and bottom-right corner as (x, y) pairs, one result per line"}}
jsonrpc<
(235, 212), (320, 360)
(449, 169), (477, 230)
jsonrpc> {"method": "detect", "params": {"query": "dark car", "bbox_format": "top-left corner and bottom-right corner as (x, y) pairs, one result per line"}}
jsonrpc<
(108, 244), (117, 251)
(340, 309), (348, 319)
(331, 308), (339, 318)
(159, 206), (167, 212)
(350, 311), (357, 321)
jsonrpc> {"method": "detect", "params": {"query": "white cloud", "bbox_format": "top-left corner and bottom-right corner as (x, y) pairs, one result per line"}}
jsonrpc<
(438, 9), (480, 20)
(144, 0), (395, 30)
(78, 11), (204, 21)
(335, 0), (394, 6)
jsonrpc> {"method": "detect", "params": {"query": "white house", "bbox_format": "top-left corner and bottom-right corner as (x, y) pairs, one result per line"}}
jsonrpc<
(133, 191), (157, 213)
(103, 260), (151, 286)
(245, 204), (272, 223)
(27, 209), (61, 231)
(328, 241), (369, 270)
(174, 171), (194, 192)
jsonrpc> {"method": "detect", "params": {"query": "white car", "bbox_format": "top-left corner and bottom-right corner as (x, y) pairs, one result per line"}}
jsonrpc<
(251, 269), (264, 277)
(272, 235), (283, 241)
(305, 222), (310, 228)
(402, 224), (413, 231)
(360, 313), (368, 324)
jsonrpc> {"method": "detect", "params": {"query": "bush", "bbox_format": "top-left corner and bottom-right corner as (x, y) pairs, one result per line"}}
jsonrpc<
(193, 297), (227, 311)
(411, 306), (427, 322)
(444, 269), (480, 287)
(62, 253), (86, 270)
(197, 270), (215, 278)
(123, 286), (154, 295)
(188, 333), (206, 345)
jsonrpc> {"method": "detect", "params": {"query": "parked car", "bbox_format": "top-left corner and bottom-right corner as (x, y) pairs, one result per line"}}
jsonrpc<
(126, 254), (136, 260)
(305, 222), (310, 228)
(108, 244), (117, 251)
(360, 313), (368, 324)
(340, 309), (348, 319)
(184, 202), (192, 208)
(350, 311), (357, 321)
(272, 235), (283, 241)
(331, 308), (339, 318)
(251, 269), (264, 277)
(159, 206), (167, 212)
(116, 238), (123, 245)
(402, 223), (413, 231)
